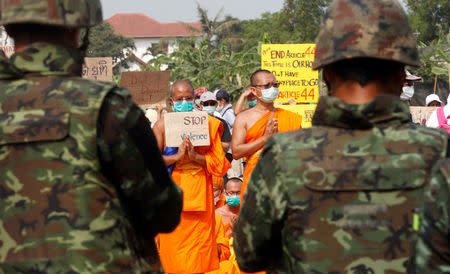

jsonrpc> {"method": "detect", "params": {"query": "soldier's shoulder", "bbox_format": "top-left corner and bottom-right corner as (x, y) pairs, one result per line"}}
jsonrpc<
(272, 126), (328, 147)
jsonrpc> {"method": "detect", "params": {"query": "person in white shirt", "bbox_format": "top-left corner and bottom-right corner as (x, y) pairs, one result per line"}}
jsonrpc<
(426, 93), (450, 128)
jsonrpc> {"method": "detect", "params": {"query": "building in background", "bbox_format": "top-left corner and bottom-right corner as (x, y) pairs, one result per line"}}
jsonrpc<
(107, 13), (202, 71)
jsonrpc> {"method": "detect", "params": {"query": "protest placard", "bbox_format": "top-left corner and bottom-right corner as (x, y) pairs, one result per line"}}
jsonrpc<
(0, 46), (15, 58)
(82, 57), (113, 82)
(261, 44), (319, 104)
(120, 71), (170, 108)
(164, 111), (210, 147)
(410, 106), (438, 126)
(276, 104), (317, 128)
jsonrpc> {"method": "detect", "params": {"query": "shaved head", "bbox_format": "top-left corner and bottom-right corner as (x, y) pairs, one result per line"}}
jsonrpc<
(170, 80), (194, 98)
(250, 69), (273, 86)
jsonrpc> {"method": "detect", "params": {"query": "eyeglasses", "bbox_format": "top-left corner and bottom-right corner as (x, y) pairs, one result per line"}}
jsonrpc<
(202, 101), (217, 106)
(253, 82), (281, 89)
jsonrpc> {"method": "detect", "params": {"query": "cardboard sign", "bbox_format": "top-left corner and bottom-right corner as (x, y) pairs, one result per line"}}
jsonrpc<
(120, 71), (170, 109)
(276, 104), (317, 128)
(261, 44), (319, 104)
(164, 111), (210, 147)
(82, 57), (113, 82)
(0, 46), (14, 58)
(410, 106), (438, 126)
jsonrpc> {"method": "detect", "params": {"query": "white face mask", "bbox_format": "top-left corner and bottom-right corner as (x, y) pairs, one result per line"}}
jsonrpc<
(400, 86), (414, 101)
(259, 87), (280, 103)
(203, 106), (216, 115)
(214, 196), (220, 205)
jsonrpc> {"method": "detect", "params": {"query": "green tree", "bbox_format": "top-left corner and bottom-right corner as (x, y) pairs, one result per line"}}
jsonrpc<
(86, 22), (135, 66)
(235, 0), (331, 48)
(182, 4), (239, 45)
(405, 0), (450, 43)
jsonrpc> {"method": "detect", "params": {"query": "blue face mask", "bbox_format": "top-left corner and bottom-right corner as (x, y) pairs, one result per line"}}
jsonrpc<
(248, 100), (257, 107)
(259, 87), (280, 103)
(226, 196), (240, 207)
(173, 100), (194, 112)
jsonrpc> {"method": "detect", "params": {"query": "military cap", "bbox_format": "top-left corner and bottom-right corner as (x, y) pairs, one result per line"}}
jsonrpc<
(0, 0), (103, 28)
(313, 0), (420, 69)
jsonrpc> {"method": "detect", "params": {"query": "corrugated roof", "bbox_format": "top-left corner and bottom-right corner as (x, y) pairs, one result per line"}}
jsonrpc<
(106, 13), (202, 38)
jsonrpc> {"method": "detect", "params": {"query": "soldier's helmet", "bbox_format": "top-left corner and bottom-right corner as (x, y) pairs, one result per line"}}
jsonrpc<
(0, 0), (103, 28)
(313, 0), (419, 70)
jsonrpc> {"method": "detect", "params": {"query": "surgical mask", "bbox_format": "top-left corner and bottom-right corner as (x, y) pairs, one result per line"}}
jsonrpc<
(400, 86), (414, 101)
(172, 100), (194, 112)
(214, 196), (220, 205)
(226, 196), (240, 207)
(203, 106), (216, 115)
(259, 87), (280, 103)
(248, 100), (257, 107)
(195, 99), (201, 106)
(216, 105), (224, 112)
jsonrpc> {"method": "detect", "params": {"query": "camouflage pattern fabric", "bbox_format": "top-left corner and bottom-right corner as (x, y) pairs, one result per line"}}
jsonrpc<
(0, 42), (182, 273)
(0, 0), (103, 28)
(234, 95), (449, 273)
(312, 0), (419, 70)
(416, 159), (450, 273)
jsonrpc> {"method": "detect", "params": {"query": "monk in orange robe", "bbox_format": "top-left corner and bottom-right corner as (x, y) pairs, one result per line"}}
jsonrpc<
(232, 70), (302, 201)
(213, 176), (226, 209)
(153, 80), (231, 273)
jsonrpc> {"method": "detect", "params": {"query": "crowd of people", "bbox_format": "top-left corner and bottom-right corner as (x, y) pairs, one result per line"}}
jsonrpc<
(0, 0), (449, 273)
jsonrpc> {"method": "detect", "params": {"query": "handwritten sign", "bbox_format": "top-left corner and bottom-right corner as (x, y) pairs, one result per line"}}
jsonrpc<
(261, 44), (319, 104)
(276, 104), (317, 128)
(82, 57), (112, 82)
(164, 111), (210, 147)
(410, 107), (438, 126)
(120, 71), (170, 108)
(0, 46), (15, 58)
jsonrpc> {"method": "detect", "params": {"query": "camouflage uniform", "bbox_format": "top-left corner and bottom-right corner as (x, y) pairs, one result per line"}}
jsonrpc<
(234, 0), (449, 273)
(416, 159), (450, 273)
(0, 1), (182, 273)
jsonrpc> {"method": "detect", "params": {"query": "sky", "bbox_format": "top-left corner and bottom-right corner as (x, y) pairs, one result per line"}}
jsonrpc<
(100, 0), (285, 22)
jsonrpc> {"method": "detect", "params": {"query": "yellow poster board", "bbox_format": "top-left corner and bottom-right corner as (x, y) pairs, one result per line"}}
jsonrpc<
(276, 104), (317, 128)
(261, 44), (319, 104)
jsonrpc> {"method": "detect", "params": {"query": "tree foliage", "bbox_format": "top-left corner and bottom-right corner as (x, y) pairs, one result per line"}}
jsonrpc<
(143, 37), (260, 99)
(405, 0), (450, 43)
(86, 22), (135, 66)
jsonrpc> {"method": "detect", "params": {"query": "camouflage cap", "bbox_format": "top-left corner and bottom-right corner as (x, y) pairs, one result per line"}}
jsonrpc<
(0, 0), (103, 28)
(313, 0), (420, 70)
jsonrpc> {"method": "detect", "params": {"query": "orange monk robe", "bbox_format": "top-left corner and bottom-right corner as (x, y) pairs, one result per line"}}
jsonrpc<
(213, 176), (226, 209)
(215, 215), (231, 262)
(207, 216), (237, 274)
(159, 116), (232, 273)
(241, 109), (302, 201)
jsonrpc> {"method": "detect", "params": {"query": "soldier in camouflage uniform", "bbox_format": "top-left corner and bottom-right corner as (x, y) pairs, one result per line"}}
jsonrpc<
(0, 0), (182, 272)
(233, 0), (449, 273)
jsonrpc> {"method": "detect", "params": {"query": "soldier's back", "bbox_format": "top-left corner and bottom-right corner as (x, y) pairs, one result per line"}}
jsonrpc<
(0, 62), (138, 272)
(272, 121), (447, 273)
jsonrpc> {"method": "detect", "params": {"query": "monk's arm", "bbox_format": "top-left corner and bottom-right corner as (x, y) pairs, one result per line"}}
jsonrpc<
(189, 150), (207, 166)
(153, 118), (184, 166)
(232, 115), (268, 159)
(234, 87), (251, 115)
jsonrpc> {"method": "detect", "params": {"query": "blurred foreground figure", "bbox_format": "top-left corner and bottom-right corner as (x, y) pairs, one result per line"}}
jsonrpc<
(234, 0), (450, 272)
(0, 1), (182, 272)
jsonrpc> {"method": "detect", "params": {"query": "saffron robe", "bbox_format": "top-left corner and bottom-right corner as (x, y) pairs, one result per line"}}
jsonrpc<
(159, 116), (231, 273)
(241, 109), (302, 201)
